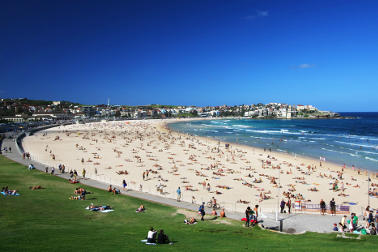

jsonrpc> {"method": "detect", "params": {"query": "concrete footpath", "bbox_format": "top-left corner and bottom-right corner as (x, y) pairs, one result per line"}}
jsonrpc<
(1, 132), (341, 234)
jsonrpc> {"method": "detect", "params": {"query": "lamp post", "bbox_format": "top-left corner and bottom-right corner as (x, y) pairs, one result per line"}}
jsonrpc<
(368, 172), (370, 207)
(276, 165), (281, 221)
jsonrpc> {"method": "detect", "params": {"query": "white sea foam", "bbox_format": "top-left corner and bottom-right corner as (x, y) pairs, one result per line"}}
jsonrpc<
(335, 141), (377, 149)
(365, 157), (378, 162)
(321, 148), (359, 157)
(233, 124), (251, 128)
(357, 150), (378, 155)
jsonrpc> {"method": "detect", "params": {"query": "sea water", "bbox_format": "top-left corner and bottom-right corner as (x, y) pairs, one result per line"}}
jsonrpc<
(168, 112), (378, 172)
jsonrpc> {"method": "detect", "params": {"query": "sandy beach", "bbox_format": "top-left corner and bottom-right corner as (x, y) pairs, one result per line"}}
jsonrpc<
(22, 119), (378, 214)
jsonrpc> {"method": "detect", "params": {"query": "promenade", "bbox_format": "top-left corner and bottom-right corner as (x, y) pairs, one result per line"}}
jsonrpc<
(1, 131), (342, 234)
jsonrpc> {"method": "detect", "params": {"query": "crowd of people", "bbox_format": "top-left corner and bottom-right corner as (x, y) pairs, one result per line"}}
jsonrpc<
(333, 207), (378, 235)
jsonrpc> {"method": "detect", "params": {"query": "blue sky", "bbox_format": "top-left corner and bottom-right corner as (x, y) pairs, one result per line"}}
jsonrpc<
(1, 0), (377, 111)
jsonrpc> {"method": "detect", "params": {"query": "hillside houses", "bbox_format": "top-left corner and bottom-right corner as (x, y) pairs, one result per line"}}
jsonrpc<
(1, 98), (336, 122)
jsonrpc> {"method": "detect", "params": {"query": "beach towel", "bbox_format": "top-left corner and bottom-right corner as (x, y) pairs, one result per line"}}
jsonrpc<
(141, 240), (156, 245)
(1, 191), (20, 196)
(343, 202), (357, 205)
(101, 209), (114, 213)
(85, 206), (114, 213)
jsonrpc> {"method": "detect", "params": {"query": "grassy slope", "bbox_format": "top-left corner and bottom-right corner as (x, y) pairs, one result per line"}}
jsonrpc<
(0, 155), (377, 252)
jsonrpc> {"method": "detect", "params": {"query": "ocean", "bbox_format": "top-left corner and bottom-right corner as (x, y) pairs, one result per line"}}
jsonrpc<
(168, 112), (378, 172)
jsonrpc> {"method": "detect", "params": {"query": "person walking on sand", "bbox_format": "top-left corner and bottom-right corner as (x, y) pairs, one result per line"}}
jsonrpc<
(330, 198), (336, 216)
(123, 179), (127, 190)
(287, 198), (292, 214)
(254, 205), (259, 221)
(280, 199), (286, 213)
(199, 202), (205, 221)
(320, 199), (326, 215)
(176, 187), (181, 201)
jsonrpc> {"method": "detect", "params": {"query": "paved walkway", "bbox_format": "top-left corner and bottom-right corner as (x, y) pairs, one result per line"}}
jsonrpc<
(1, 131), (342, 234)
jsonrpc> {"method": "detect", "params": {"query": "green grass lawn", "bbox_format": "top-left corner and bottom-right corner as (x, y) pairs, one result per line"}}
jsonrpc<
(0, 155), (377, 251)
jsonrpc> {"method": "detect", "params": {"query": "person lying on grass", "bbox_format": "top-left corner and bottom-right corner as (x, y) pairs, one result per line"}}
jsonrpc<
(89, 203), (112, 211)
(70, 195), (85, 200)
(1, 187), (18, 195)
(29, 185), (43, 190)
(136, 204), (145, 212)
(184, 217), (197, 225)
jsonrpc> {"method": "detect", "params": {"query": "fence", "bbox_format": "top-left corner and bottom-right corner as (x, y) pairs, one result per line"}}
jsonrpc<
(293, 201), (350, 214)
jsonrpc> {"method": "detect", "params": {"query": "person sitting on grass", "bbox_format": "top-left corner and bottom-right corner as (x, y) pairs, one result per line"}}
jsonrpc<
(211, 208), (218, 216)
(370, 223), (377, 235)
(220, 208), (226, 218)
(107, 185), (112, 192)
(147, 227), (157, 243)
(157, 229), (170, 244)
(136, 204), (145, 212)
(332, 223), (338, 232)
(112, 187), (120, 195)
